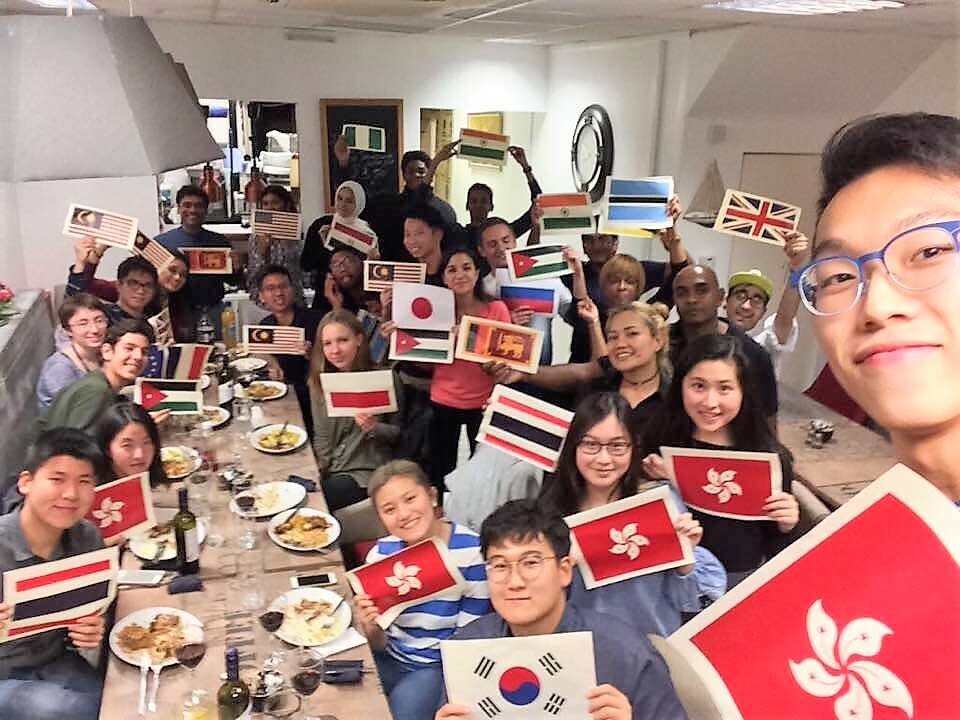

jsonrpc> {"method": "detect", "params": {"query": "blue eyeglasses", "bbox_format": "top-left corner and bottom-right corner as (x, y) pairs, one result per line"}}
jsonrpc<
(791, 219), (960, 316)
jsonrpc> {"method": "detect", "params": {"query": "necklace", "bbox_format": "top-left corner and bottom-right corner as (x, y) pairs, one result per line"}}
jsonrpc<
(69, 343), (100, 373)
(621, 368), (659, 387)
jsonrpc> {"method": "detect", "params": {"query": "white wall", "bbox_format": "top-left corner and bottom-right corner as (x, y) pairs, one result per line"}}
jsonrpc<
(0, 184), (24, 291)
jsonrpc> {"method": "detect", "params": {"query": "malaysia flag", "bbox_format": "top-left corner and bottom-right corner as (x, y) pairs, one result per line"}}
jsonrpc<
(243, 325), (305, 356)
(84, 472), (155, 542)
(363, 260), (427, 292)
(63, 204), (138, 250)
(319, 369), (397, 417)
(134, 231), (175, 270)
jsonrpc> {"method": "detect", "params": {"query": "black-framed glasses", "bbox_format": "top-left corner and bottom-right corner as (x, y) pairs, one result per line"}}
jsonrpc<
(123, 278), (156, 291)
(577, 439), (632, 456)
(485, 555), (557, 584)
(792, 219), (960, 316)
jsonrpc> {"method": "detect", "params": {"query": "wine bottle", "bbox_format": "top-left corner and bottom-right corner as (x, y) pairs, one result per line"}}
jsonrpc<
(217, 647), (251, 720)
(173, 487), (200, 575)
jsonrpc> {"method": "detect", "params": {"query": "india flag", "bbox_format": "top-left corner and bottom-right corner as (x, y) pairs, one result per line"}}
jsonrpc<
(342, 124), (385, 153)
(458, 128), (509, 166)
(506, 244), (572, 282)
(389, 328), (454, 364)
(539, 193), (595, 235)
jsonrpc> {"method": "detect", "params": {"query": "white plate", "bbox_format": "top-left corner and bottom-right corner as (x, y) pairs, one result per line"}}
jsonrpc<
(250, 424), (308, 454)
(160, 446), (201, 480)
(229, 481), (307, 518)
(268, 508), (341, 552)
(202, 405), (231, 429)
(268, 587), (351, 648)
(200, 374), (212, 390)
(247, 380), (287, 401)
(109, 606), (204, 668)
(129, 516), (209, 561)
(230, 357), (268, 373)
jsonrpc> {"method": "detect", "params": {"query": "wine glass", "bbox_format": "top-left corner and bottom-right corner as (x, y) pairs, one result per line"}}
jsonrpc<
(257, 608), (287, 668)
(288, 647), (325, 720)
(176, 624), (207, 707)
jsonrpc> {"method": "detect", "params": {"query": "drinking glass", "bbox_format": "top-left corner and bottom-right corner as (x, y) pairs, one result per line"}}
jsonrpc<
(257, 607), (288, 668)
(175, 624), (207, 707)
(287, 647), (325, 720)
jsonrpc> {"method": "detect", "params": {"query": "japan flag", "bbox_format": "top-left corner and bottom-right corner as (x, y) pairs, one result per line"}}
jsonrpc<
(655, 464), (960, 720)
(83, 472), (155, 541)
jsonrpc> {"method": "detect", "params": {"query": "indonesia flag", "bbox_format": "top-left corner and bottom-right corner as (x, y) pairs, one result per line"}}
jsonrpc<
(440, 632), (596, 719)
(84, 472), (155, 542)
(538, 193), (594, 235)
(346, 537), (467, 629)
(134, 378), (203, 415)
(320, 369), (397, 417)
(1, 546), (119, 643)
(390, 328), (454, 364)
(164, 343), (213, 380)
(506, 245), (572, 282)
(499, 285), (559, 316)
(328, 218), (378, 255)
(477, 385), (573, 472)
(459, 128), (510, 166)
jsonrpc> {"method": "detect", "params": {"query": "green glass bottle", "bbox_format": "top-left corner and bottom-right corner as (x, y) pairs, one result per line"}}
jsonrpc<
(173, 487), (200, 575)
(217, 647), (251, 720)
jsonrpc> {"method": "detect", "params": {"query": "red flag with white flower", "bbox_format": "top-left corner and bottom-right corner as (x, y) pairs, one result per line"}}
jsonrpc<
(565, 484), (694, 589)
(660, 446), (782, 521)
(652, 464), (960, 719)
(83, 472), (155, 541)
(346, 537), (468, 629)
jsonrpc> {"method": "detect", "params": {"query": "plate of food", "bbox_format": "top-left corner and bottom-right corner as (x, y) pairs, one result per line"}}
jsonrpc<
(266, 588), (351, 648)
(202, 405), (231, 429)
(251, 424), (308, 454)
(229, 481), (306, 518)
(109, 607), (204, 668)
(230, 357), (268, 373)
(247, 380), (287, 401)
(268, 508), (341, 552)
(160, 446), (201, 480)
(129, 514), (208, 561)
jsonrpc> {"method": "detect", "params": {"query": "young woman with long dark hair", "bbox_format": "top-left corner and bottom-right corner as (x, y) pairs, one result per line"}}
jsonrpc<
(93, 401), (166, 487)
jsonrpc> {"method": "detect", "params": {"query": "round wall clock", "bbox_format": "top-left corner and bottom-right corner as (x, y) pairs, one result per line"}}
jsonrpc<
(571, 104), (614, 203)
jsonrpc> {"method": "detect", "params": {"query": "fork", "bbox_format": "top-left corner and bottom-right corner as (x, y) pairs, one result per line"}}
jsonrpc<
(151, 540), (168, 562)
(147, 661), (163, 712)
(137, 652), (149, 715)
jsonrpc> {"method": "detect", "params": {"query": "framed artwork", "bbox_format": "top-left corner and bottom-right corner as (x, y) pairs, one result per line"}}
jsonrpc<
(467, 111), (503, 135)
(320, 99), (404, 213)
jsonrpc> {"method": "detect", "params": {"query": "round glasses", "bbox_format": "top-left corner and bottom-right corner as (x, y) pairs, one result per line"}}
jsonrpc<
(577, 439), (632, 457)
(795, 220), (960, 317)
(485, 555), (556, 584)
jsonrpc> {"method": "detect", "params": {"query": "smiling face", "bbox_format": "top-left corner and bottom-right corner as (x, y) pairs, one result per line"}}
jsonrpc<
(330, 250), (362, 290)
(403, 160), (429, 191)
(467, 187), (494, 224)
(158, 258), (188, 294)
(334, 186), (357, 218)
(403, 218), (442, 261)
(605, 309), (661, 374)
(66, 307), (108, 351)
(478, 223), (516, 270)
(725, 284), (768, 332)
(18, 456), (97, 531)
(812, 165), (960, 433)
(443, 252), (480, 298)
(259, 272), (294, 315)
(674, 266), (724, 328)
(373, 474), (437, 545)
(177, 194), (207, 231)
(108, 421), (155, 477)
(575, 413), (632, 499)
(681, 358), (743, 437)
(101, 332), (150, 384)
(118, 270), (157, 315)
(321, 321), (362, 371)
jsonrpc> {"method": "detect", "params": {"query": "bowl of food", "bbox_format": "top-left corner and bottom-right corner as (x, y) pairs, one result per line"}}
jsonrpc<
(251, 424), (307, 454)
(160, 446), (201, 480)
(266, 588), (351, 647)
(247, 380), (286, 401)
(268, 508), (341, 552)
(109, 607), (203, 667)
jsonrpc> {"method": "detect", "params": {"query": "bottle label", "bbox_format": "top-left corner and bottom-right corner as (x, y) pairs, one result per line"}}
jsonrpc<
(183, 527), (200, 562)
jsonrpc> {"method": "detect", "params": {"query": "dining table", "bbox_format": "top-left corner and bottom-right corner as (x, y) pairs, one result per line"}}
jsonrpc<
(98, 384), (391, 720)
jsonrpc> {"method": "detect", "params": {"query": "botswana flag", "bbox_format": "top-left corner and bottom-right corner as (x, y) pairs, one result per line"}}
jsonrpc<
(477, 385), (574, 472)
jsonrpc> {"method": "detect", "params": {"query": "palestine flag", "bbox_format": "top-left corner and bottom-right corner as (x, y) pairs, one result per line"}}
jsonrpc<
(134, 378), (203, 415)
(506, 244), (572, 282)
(389, 328), (454, 364)
(539, 193), (595, 235)
(458, 128), (509, 166)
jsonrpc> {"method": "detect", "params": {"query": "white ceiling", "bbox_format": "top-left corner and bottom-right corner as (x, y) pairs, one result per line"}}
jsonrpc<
(4, 0), (959, 44)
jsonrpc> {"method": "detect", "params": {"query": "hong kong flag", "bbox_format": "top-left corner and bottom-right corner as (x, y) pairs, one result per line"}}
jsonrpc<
(565, 485), (694, 589)
(83, 472), (155, 542)
(660, 446), (782, 521)
(346, 537), (467, 629)
(656, 465), (960, 720)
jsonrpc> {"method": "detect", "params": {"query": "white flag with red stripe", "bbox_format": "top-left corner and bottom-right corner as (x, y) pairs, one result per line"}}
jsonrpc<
(319, 369), (397, 417)
(326, 217), (378, 256)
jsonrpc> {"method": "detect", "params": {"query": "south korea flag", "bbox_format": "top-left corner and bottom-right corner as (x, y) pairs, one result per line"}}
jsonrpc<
(441, 632), (596, 719)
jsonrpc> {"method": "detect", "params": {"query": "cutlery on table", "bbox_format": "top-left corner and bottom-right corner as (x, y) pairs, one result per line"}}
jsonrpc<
(137, 652), (149, 715)
(147, 661), (163, 712)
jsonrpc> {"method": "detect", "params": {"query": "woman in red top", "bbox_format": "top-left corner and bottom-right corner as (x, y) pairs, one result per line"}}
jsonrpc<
(429, 247), (509, 489)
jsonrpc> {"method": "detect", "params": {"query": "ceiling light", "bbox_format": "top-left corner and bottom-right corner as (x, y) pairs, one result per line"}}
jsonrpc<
(704, 0), (903, 15)
(25, 0), (97, 8)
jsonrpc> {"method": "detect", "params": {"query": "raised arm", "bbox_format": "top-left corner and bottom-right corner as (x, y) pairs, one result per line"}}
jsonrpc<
(774, 230), (810, 345)
(484, 358), (602, 392)
(507, 146), (542, 239)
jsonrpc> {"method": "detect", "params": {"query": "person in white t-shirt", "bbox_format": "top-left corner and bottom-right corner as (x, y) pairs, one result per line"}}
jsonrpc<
(724, 231), (810, 377)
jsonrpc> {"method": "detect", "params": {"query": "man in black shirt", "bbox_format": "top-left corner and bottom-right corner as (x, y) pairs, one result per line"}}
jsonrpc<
(464, 146), (542, 248)
(670, 264), (779, 420)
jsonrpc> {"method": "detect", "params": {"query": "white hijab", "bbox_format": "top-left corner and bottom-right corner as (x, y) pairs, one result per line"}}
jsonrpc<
(335, 181), (367, 220)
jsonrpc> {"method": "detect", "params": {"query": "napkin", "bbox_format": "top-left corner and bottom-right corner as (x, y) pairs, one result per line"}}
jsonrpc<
(287, 474), (317, 493)
(314, 627), (367, 658)
(168, 574), (203, 594)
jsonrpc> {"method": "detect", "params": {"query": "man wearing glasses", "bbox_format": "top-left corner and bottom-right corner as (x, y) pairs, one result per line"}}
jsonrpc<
(67, 255), (157, 325)
(435, 499), (687, 720)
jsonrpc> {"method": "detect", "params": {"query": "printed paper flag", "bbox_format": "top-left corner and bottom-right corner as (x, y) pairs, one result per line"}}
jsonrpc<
(163, 343), (213, 380)
(84, 472), (155, 542)
(243, 325), (306, 355)
(499, 285), (559, 316)
(660, 446), (782, 521)
(134, 378), (203, 415)
(346, 537), (467, 629)
(455, 316), (544, 375)
(655, 464), (960, 720)
(538, 193), (595, 235)
(251, 209), (302, 241)
(459, 128), (510, 166)
(506, 245), (572, 283)
(343, 123), (385, 153)
(477, 385), (573, 472)
(1, 546), (120, 643)
(714, 188), (801, 246)
(565, 485), (694, 589)
(392, 282), (455, 331)
(320, 369), (397, 417)
(441, 632), (596, 720)
(146, 306), (172, 347)
(134, 231), (176, 270)
(599, 177), (674, 237)
(363, 260), (427, 292)
(143, 344), (165, 379)
(389, 328), (455, 364)
(180, 247), (233, 274)
(63, 204), (138, 250)
(327, 218), (378, 255)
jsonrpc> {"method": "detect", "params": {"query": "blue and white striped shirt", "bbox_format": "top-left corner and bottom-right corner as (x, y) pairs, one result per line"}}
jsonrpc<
(366, 523), (491, 666)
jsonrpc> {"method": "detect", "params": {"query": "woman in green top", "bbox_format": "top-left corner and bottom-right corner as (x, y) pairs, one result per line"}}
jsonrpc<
(308, 309), (401, 511)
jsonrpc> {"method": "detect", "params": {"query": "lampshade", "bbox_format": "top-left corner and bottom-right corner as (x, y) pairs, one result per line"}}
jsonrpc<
(2, 15), (222, 182)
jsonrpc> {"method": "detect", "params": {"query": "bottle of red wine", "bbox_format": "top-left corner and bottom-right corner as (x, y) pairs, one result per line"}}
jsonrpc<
(217, 647), (251, 720)
(173, 487), (200, 575)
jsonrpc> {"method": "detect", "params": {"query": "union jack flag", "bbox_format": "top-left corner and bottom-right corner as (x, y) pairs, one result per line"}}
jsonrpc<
(714, 189), (801, 245)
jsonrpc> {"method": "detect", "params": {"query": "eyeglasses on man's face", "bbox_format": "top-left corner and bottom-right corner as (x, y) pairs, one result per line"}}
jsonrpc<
(484, 554), (557, 584)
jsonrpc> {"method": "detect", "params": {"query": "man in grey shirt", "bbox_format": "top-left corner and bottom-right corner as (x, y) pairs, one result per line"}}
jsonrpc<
(0, 429), (109, 720)
(434, 499), (687, 720)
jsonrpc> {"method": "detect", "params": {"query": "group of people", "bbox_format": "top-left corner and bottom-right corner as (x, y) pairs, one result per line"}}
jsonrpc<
(4, 111), (960, 720)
